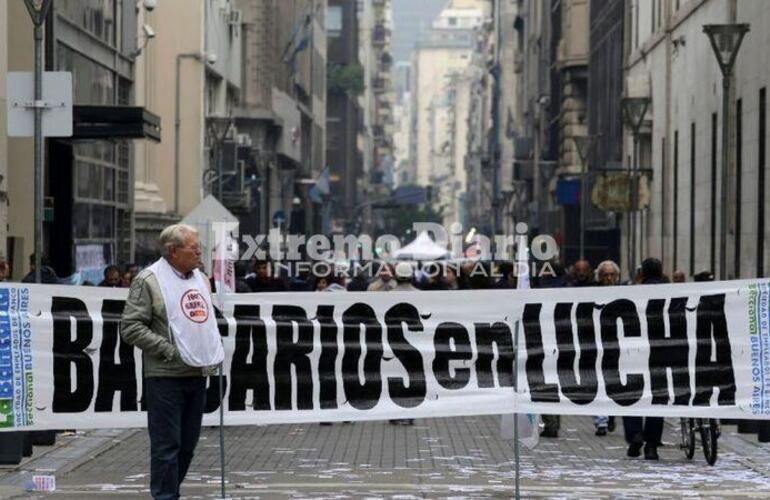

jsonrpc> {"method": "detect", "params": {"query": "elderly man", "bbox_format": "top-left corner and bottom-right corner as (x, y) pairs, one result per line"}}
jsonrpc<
(121, 224), (224, 500)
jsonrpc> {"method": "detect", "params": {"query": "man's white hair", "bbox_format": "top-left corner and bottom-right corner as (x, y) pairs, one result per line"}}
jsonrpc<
(159, 224), (199, 258)
(595, 260), (621, 283)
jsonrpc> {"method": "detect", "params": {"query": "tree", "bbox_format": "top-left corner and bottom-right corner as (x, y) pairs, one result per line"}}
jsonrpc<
(327, 64), (365, 96)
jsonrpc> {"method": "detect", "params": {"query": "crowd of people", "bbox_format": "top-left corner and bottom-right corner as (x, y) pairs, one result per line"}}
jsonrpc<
(0, 253), (141, 288)
(5, 240), (712, 463)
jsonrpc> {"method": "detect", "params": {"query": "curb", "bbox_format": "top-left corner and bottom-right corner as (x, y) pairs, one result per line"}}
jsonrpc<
(56, 429), (141, 476)
(0, 428), (140, 489)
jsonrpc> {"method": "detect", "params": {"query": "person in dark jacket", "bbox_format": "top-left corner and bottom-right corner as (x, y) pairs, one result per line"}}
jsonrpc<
(346, 263), (370, 291)
(420, 262), (450, 291)
(99, 265), (122, 287)
(538, 259), (567, 438)
(245, 259), (286, 292)
(494, 262), (516, 289)
(538, 259), (566, 288)
(624, 257), (665, 460)
(569, 260), (596, 287)
(21, 254), (59, 284)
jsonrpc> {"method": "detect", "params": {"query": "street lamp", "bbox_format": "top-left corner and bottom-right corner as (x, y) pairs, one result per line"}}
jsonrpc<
(704, 23), (750, 280)
(206, 114), (234, 202)
(621, 96), (651, 278)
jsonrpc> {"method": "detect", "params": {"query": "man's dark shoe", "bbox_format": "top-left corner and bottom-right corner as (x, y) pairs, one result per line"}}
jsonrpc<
(540, 428), (558, 438)
(607, 417), (616, 432)
(627, 441), (643, 457)
(595, 427), (607, 436)
(644, 444), (659, 460)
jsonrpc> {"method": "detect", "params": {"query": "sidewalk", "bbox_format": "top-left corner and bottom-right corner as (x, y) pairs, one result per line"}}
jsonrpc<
(4, 416), (770, 498)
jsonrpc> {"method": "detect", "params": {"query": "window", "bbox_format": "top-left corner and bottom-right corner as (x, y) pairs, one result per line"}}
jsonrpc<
(327, 6), (343, 37)
(657, 0), (663, 30)
(448, 17), (458, 27)
(57, 0), (116, 46)
(711, 112), (718, 273)
(661, 137), (666, 260)
(735, 102), (742, 277)
(57, 44), (115, 105)
(756, 87), (767, 278)
(634, 0), (639, 49)
(651, 0), (655, 33)
(674, 130), (679, 267)
(690, 122), (695, 274)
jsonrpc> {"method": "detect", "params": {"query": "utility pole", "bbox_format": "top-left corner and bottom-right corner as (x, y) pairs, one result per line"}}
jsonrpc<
(489, 0), (502, 234)
(22, 0), (53, 284)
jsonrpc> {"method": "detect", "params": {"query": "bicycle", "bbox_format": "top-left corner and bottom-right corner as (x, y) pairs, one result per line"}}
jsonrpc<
(680, 417), (719, 465)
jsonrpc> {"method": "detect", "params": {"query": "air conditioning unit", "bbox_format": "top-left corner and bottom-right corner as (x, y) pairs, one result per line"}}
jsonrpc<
(229, 9), (242, 25)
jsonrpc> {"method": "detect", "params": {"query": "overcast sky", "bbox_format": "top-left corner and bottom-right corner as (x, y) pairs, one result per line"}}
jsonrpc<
(390, 0), (447, 63)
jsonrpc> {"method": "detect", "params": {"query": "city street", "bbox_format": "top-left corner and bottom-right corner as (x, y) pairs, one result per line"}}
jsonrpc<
(3, 0), (770, 498)
(4, 416), (770, 498)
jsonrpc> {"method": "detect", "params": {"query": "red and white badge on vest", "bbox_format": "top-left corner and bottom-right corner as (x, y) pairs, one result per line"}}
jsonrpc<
(180, 289), (210, 323)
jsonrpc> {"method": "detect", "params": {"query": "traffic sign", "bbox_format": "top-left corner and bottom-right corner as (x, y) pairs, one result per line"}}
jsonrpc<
(6, 72), (73, 137)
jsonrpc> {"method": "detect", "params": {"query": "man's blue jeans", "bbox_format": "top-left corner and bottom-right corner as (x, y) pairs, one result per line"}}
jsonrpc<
(146, 377), (207, 500)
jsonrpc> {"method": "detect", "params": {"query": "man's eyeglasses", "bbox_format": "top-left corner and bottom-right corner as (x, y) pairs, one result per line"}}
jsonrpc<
(177, 244), (201, 253)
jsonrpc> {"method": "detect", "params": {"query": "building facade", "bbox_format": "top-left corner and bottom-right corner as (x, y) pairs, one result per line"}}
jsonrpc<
(133, 0), (244, 264)
(411, 0), (487, 228)
(510, 0), (621, 266)
(4, 0), (161, 281)
(235, 0), (327, 238)
(357, 0), (396, 233)
(326, 0), (363, 233)
(624, 0), (770, 279)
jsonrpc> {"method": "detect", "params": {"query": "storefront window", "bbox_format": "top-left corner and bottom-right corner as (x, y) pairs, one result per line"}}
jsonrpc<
(57, 0), (116, 46)
(57, 44), (115, 105)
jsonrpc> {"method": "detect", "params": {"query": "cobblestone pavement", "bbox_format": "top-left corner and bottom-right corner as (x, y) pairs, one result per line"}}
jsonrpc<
(4, 416), (770, 498)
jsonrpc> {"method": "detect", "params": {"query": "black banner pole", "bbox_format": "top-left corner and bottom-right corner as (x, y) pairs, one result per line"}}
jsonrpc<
(218, 363), (226, 498)
(513, 320), (521, 500)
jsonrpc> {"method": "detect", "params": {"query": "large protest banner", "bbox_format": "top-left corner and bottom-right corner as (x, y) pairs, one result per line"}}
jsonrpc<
(1, 279), (769, 430)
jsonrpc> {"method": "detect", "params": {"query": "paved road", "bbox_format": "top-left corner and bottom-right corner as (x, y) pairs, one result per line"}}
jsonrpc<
(4, 416), (770, 498)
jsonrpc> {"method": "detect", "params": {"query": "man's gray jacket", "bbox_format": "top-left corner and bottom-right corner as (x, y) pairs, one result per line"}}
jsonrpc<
(120, 268), (205, 378)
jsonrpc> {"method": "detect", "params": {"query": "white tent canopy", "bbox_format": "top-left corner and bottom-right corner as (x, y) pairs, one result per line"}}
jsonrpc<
(393, 232), (450, 261)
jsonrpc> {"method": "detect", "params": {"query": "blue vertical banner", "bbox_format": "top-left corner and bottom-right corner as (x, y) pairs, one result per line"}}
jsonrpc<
(0, 287), (32, 428)
(749, 282), (770, 415)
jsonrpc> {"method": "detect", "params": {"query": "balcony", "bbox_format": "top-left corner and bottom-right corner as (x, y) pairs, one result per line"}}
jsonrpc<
(372, 25), (389, 46)
(372, 77), (386, 93)
(379, 53), (393, 73)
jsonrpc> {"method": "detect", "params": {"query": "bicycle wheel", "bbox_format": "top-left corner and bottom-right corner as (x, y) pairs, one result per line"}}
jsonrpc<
(681, 418), (695, 459)
(700, 419), (718, 465)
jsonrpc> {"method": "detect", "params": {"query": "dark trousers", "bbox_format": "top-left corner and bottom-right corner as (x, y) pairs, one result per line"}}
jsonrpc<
(542, 414), (560, 432)
(146, 377), (207, 500)
(623, 416), (664, 446)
